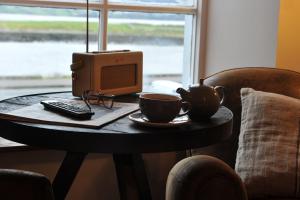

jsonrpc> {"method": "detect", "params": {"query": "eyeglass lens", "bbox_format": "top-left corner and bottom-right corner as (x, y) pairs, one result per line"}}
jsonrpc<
(83, 91), (114, 109)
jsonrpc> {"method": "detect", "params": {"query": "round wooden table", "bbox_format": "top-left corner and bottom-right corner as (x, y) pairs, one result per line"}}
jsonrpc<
(0, 92), (233, 200)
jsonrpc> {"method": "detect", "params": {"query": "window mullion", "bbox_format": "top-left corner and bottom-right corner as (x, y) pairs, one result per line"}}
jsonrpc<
(99, 0), (108, 50)
(192, 0), (208, 83)
(0, 0), (196, 15)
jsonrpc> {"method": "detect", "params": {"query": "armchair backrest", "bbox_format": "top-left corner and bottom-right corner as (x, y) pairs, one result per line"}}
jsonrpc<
(201, 67), (300, 168)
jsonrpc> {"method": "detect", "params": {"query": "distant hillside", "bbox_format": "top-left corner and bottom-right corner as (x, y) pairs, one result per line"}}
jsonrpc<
(0, 4), (185, 20)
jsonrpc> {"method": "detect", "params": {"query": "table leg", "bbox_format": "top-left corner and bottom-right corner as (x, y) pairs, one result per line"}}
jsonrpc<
(52, 152), (87, 200)
(113, 154), (152, 200)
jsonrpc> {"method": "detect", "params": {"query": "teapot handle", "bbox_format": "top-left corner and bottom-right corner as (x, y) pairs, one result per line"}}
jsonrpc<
(214, 86), (225, 105)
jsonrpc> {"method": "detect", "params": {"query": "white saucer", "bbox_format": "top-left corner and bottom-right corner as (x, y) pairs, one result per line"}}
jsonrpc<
(128, 112), (191, 128)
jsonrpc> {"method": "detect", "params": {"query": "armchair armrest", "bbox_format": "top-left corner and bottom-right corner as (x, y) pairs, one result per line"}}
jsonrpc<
(166, 155), (247, 200)
(0, 169), (54, 200)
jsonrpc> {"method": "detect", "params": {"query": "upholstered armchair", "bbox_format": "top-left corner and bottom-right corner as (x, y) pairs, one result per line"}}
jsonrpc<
(0, 169), (54, 200)
(166, 67), (300, 200)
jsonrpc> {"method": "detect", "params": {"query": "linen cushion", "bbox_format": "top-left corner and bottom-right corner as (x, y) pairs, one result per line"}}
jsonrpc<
(235, 88), (300, 199)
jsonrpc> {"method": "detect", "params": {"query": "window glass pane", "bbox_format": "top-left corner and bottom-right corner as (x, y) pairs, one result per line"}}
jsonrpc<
(107, 11), (192, 93)
(0, 5), (99, 91)
(109, 0), (194, 7)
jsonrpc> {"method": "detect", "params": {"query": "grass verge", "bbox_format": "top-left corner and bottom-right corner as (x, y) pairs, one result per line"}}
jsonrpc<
(0, 21), (184, 38)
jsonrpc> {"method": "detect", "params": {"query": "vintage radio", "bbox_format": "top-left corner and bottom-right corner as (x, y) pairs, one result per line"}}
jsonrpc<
(70, 50), (143, 97)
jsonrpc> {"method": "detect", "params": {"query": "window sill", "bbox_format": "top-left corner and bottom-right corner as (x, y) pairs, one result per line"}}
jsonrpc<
(0, 137), (36, 152)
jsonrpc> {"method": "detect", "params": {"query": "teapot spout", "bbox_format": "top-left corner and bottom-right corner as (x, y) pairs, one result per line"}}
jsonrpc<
(176, 87), (190, 100)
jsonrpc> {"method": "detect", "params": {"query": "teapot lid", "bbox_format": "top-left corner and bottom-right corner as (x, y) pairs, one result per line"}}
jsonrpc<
(189, 78), (207, 89)
(200, 78), (204, 85)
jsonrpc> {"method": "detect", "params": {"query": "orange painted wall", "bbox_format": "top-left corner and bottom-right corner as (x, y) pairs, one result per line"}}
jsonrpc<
(276, 0), (300, 72)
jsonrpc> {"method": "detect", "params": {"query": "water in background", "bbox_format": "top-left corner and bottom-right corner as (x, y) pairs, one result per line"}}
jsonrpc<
(0, 42), (183, 77)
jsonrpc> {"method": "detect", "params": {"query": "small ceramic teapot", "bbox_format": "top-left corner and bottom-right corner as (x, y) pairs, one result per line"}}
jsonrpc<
(176, 79), (224, 121)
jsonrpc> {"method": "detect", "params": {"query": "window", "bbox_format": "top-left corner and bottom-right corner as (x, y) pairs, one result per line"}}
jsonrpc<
(0, 0), (202, 95)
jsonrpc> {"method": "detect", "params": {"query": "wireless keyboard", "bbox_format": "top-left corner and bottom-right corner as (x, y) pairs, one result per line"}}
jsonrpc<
(41, 100), (94, 120)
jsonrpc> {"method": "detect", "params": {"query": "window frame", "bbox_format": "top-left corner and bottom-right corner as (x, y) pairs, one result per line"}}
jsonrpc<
(0, 0), (207, 84)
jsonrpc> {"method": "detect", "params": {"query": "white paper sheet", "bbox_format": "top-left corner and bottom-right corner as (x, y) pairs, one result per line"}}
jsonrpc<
(0, 100), (139, 128)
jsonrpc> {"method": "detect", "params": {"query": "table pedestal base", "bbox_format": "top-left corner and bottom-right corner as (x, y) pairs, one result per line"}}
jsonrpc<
(52, 152), (87, 200)
(52, 152), (152, 200)
(113, 154), (152, 200)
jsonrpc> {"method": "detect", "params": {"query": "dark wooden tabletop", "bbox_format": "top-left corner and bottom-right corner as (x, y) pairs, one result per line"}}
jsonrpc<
(0, 92), (233, 154)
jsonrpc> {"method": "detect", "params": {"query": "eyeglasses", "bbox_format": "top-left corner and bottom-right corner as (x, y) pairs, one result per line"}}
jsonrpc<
(82, 90), (115, 110)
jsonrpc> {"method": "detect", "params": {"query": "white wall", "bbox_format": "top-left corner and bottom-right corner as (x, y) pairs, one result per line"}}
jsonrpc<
(204, 0), (280, 76)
